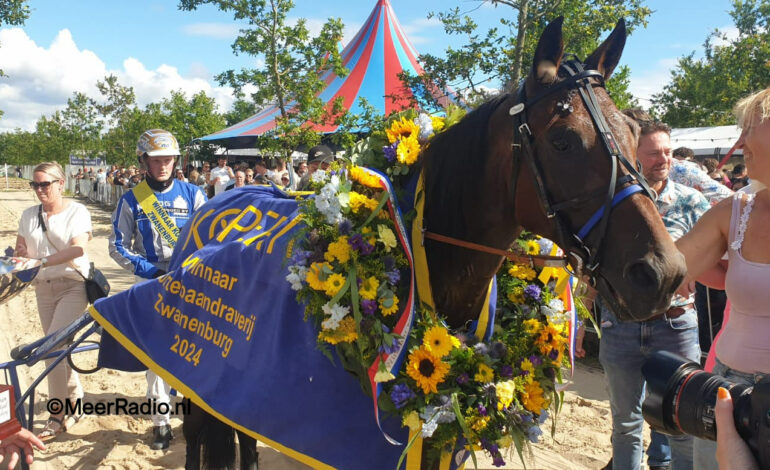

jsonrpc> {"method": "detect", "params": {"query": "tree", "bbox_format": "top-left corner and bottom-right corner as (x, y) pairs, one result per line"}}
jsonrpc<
(224, 98), (260, 127)
(651, 0), (770, 127)
(157, 90), (226, 148)
(401, 0), (650, 109)
(61, 92), (103, 160)
(178, 0), (347, 158)
(95, 75), (139, 164)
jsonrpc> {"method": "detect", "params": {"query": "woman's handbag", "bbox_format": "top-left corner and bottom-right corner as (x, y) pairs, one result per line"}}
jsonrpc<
(38, 205), (110, 303)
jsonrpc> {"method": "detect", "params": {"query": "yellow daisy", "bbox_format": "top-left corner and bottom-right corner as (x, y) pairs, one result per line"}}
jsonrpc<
(406, 346), (450, 394)
(507, 286), (524, 304)
(508, 264), (536, 281)
(324, 273), (346, 297)
(523, 318), (542, 335)
(474, 363), (494, 383)
(359, 276), (379, 300)
(349, 191), (379, 214)
(422, 325), (460, 358)
(396, 134), (420, 165)
(521, 381), (548, 413)
(526, 240), (540, 255)
(379, 295), (399, 316)
(306, 262), (331, 291)
(349, 165), (381, 189)
(386, 116), (419, 144)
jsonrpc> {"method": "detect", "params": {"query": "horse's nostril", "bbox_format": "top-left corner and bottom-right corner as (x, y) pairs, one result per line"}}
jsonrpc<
(626, 261), (658, 290)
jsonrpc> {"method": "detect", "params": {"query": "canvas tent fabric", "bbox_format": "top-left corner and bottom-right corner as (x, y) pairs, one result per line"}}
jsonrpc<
(670, 125), (742, 157)
(199, 0), (457, 149)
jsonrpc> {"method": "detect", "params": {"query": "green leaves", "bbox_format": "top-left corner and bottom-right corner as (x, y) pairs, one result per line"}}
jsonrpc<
(651, 0), (770, 126)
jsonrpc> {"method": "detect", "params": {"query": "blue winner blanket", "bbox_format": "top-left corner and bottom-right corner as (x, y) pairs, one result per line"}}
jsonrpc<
(93, 186), (416, 469)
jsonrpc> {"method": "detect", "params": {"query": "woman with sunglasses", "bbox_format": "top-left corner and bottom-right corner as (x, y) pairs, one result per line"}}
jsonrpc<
(14, 161), (92, 441)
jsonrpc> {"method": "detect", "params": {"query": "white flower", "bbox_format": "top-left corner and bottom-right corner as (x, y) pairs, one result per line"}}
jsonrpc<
(311, 169), (329, 184)
(415, 113), (434, 143)
(321, 302), (350, 330)
(537, 237), (554, 256)
(548, 298), (564, 312)
(316, 183), (343, 224)
(337, 190), (350, 208)
(285, 266), (307, 291)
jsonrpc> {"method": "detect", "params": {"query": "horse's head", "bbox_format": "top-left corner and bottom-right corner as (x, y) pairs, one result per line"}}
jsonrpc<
(505, 18), (686, 321)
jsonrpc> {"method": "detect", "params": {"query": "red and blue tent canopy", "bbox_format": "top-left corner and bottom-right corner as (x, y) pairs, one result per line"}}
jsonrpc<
(199, 0), (458, 148)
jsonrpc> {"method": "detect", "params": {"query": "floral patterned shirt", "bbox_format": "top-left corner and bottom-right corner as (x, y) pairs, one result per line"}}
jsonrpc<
(670, 159), (732, 206)
(657, 178), (710, 242)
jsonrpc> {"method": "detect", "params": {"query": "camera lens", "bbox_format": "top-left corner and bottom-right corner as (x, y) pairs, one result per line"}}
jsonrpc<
(642, 351), (750, 440)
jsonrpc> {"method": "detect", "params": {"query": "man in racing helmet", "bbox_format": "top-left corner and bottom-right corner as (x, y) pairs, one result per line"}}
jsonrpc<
(108, 129), (207, 449)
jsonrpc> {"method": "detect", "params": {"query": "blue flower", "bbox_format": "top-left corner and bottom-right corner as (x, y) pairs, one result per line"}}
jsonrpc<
(500, 364), (514, 378)
(386, 270), (400, 284)
(338, 219), (353, 235)
(390, 383), (415, 409)
(290, 249), (312, 266)
(361, 299), (377, 315)
(524, 284), (541, 301)
(383, 142), (398, 162)
(383, 255), (396, 271)
(527, 425), (543, 443)
(456, 373), (469, 385)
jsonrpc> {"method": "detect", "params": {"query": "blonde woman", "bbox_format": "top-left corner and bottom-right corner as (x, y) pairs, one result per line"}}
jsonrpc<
(15, 162), (92, 440)
(677, 88), (770, 468)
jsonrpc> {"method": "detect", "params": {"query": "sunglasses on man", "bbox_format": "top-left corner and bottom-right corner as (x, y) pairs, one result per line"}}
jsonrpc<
(29, 180), (60, 189)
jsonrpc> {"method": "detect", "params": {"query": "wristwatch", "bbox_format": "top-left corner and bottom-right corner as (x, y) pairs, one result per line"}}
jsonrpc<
(40, 257), (48, 267)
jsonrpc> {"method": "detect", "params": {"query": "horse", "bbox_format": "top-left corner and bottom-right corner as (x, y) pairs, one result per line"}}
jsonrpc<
(174, 16), (686, 470)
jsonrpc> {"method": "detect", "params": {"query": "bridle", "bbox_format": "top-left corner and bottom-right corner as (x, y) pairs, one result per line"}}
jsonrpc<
(423, 57), (656, 283)
(510, 57), (656, 282)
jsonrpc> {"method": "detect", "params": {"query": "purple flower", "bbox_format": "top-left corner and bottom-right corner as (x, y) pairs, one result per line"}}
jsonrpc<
(383, 256), (396, 271)
(379, 336), (399, 354)
(338, 219), (353, 235)
(529, 355), (543, 367)
(290, 249), (313, 266)
(492, 454), (506, 467)
(390, 383), (415, 409)
(500, 364), (514, 378)
(361, 299), (377, 315)
(383, 142), (398, 162)
(549, 348), (560, 360)
(349, 233), (374, 255)
(477, 403), (487, 417)
(456, 373), (470, 385)
(524, 284), (541, 301)
(386, 270), (400, 284)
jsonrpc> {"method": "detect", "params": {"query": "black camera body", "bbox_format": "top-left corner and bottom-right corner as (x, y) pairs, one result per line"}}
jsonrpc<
(642, 351), (770, 469)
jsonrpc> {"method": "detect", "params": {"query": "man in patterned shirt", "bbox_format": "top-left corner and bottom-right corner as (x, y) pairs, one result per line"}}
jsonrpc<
(598, 116), (710, 470)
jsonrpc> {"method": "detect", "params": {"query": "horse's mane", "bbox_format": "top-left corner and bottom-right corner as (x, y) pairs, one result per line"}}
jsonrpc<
(422, 93), (511, 236)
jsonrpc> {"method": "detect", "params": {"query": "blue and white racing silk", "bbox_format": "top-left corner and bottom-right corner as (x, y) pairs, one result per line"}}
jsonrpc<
(109, 180), (206, 279)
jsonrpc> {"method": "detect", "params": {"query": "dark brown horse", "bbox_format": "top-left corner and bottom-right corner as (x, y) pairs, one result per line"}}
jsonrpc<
(185, 17), (685, 470)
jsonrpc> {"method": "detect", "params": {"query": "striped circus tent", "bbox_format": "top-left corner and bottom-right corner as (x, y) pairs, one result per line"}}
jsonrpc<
(199, 0), (458, 148)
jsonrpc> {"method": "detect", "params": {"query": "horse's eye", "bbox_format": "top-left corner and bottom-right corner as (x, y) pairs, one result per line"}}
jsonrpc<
(551, 138), (570, 152)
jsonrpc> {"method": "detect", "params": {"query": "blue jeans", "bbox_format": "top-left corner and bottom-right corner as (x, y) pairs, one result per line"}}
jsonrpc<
(598, 304), (700, 470)
(692, 359), (765, 470)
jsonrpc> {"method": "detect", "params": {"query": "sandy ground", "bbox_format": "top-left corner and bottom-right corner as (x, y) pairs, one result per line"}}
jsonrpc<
(0, 188), (618, 469)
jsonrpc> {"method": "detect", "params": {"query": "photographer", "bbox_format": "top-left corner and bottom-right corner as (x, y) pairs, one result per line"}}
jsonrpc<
(715, 387), (759, 470)
(675, 88), (770, 468)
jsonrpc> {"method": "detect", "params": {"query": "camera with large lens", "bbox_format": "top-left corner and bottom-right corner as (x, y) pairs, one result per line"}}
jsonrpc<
(641, 351), (770, 469)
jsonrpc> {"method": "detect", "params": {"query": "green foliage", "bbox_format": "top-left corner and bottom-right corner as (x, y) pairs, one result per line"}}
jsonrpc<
(404, 0), (650, 109)
(651, 0), (770, 127)
(224, 99), (260, 126)
(179, 0), (348, 159)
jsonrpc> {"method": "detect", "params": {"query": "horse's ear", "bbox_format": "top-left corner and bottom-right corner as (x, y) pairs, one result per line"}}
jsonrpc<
(531, 16), (565, 85)
(585, 18), (627, 80)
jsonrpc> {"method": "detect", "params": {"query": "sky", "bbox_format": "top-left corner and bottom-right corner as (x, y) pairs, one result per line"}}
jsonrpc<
(0, 0), (737, 133)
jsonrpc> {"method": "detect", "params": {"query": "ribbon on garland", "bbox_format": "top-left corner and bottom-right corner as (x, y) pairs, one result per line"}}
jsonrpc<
(357, 167), (418, 446)
(538, 245), (577, 372)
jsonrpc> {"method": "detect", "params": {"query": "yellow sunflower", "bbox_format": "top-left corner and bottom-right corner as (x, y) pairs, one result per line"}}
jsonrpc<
(474, 363), (494, 383)
(406, 346), (450, 394)
(324, 236), (351, 264)
(521, 381), (548, 413)
(422, 325), (460, 358)
(306, 262), (331, 291)
(318, 316), (358, 345)
(523, 318), (542, 335)
(324, 273), (346, 297)
(349, 165), (382, 189)
(396, 135), (420, 165)
(359, 276), (380, 300)
(379, 295), (399, 316)
(526, 240), (540, 255)
(386, 116), (419, 144)
(349, 192), (379, 214)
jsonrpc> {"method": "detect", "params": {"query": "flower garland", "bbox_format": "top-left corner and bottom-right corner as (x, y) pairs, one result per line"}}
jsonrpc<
(286, 109), (571, 467)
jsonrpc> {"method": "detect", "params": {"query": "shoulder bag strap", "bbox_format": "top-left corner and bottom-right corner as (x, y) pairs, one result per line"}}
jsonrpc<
(38, 204), (89, 282)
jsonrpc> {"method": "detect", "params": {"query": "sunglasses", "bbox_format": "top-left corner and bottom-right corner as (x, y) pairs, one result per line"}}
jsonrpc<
(29, 180), (59, 189)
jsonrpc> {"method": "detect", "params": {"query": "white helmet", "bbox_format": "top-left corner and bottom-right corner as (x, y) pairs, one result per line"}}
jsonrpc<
(136, 129), (180, 159)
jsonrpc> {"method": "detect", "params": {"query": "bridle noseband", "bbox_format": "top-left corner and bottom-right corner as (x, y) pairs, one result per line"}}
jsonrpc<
(510, 58), (656, 283)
